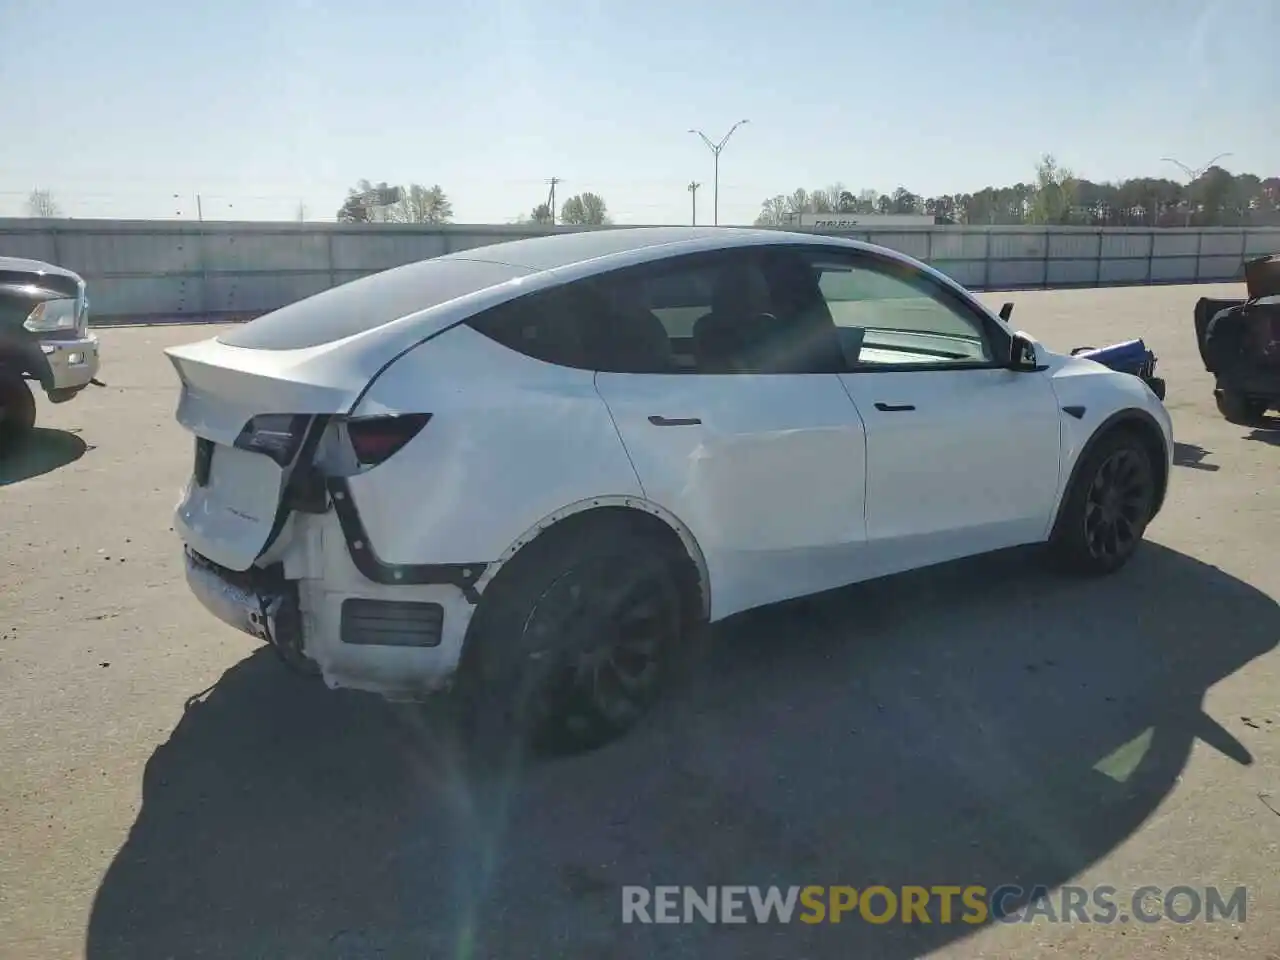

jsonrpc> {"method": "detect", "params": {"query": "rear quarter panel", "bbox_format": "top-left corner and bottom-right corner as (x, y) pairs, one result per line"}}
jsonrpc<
(346, 324), (644, 565)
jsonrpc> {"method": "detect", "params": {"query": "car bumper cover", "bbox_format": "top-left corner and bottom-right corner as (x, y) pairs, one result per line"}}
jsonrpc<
(40, 334), (100, 396)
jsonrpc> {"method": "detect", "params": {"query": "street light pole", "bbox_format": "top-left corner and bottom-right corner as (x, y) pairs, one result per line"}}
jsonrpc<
(1160, 153), (1232, 227)
(688, 181), (700, 225)
(689, 119), (750, 226)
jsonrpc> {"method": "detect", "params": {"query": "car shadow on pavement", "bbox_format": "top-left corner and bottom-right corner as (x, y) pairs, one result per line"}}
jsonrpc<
(86, 543), (1277, 960)
(1172, 442), (1220, 471)
(0, 428), (88, 486)
(1245, 425), (1280, 446)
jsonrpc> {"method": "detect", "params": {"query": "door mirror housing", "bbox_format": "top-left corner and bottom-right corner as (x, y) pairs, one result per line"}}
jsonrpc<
(1008, 331), (1043, 371)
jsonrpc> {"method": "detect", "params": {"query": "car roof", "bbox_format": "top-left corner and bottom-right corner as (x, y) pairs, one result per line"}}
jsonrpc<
(440, 226), (870, 273)
(0, 255), (81, 281)
(215, 226), (983, 354)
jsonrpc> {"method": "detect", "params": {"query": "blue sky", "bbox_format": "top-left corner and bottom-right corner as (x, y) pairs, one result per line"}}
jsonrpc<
(1, 0), (1276, 225)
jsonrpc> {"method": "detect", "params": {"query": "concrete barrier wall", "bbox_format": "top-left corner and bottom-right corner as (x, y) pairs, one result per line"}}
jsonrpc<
(1, 218), (1277, 325)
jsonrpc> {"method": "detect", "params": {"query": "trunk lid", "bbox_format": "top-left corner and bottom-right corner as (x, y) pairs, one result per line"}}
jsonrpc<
(168, 337), (369, 571)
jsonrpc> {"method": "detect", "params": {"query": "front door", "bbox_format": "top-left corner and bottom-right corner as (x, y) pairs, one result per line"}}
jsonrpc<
(803, 248), (1063, 575)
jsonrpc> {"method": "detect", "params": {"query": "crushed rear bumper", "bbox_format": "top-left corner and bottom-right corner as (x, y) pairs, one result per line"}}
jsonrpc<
(184, 548), (311, 673)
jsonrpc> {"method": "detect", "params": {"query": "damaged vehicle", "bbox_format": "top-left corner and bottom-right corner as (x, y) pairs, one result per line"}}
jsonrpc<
(1194, 254), (1280, 425)
(0, 256), (100, 451)
(1068, 340), (1166, 401)
(168, 227), (1173, 752)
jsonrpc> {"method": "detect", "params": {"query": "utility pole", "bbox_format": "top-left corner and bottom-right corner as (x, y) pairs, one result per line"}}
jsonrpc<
(546, 177), (561, 226)
(1160, 153), (1232, 227)
(688, 182), (700, 225)
(688, 119), (749, 226)
(196, 193), (204, 222)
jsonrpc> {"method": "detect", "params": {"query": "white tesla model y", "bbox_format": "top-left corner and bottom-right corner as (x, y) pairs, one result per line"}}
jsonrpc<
(167, 227), (1173, 751)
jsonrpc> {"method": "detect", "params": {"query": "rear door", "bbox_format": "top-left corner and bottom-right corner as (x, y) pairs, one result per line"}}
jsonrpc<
(586, 248), (871, 620)
(805, 249), (1063, 574)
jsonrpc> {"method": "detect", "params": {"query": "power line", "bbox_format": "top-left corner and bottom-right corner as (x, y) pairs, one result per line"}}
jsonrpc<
(546, 177), (561, 225)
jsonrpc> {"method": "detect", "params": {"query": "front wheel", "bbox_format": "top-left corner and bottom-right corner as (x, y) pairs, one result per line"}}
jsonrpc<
(0, 376), (36, 453)
(1049, 429), (1157, 576)
(1215, 389), (1268, 426)
(454, 523), (686, 762)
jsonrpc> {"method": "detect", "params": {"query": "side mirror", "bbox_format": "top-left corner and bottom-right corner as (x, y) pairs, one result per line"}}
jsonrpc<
(999, 302), (1014, 322)
(1009, 332), (1041, 371)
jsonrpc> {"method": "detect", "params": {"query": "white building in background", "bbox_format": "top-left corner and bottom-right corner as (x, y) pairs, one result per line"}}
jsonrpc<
(782, 212), (936, 230)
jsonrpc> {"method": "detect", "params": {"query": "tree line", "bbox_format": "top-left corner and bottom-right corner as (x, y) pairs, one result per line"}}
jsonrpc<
(18, 160), (1278, 228)
(336, 180), (455, 223)
(335, 181), (611, 226)
(518, 191), (611, 226)
(755, 156), (1280, 228)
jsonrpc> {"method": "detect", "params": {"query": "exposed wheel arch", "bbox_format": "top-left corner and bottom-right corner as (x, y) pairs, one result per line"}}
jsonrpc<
(474, 497), (711, 625)
(1051, 408), (1170, 541)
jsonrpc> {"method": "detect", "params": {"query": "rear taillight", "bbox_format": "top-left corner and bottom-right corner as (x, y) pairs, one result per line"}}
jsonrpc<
(347, 413), (431, 466)
(234, 414), (311, 466)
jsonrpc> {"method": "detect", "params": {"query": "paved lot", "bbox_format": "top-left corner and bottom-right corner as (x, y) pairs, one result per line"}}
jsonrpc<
(1, 283), (1277, 960)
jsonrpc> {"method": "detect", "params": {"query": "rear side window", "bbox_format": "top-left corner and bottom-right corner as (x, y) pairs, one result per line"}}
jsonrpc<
(466, 286), (594, 369)
(468, 277), (681, 374)
(217, 257), (530, 351)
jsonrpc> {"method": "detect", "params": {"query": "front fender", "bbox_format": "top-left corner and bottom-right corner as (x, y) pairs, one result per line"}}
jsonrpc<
(1044, 355), (1173, 536)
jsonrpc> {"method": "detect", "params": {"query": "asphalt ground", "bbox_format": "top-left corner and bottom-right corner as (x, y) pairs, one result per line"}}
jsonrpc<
(1, 282), (1277, 960)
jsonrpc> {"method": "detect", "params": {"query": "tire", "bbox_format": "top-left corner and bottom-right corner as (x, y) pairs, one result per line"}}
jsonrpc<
(453, 521), (686, 764)
(0, 376), (36, 453)
(1049, 428), (1157, 577)
(1214, 389), (1268, 426)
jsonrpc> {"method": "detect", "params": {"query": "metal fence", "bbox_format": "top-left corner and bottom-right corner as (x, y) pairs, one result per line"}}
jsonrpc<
(2, 218), (1277, 325)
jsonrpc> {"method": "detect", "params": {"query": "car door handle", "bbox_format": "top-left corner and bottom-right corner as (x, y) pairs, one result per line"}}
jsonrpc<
(873, 402), (916, 412)
(648, 415), (702, 427)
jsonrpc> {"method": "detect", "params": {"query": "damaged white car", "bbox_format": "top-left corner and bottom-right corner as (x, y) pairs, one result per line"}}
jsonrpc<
(168, 227), (1173, 751)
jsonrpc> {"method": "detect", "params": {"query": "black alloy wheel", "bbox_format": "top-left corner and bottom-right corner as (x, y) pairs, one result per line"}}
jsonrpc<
(455, 524), (687, 763)
(517, 551), (678, 753)
(1049, 428), (1158, 576)
(1082, 447), (1154, 563)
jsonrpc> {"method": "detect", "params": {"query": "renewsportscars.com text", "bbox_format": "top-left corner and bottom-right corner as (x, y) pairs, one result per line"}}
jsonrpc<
(621, 884), (1248, 926)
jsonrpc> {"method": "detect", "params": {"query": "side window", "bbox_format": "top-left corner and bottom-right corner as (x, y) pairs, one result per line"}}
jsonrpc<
(811, 255), (995, 367)
(467, 276), (681, 374)
(466, 286), (593, 370)
(587, 260), (720, 372)
(590, 250), (843, 374)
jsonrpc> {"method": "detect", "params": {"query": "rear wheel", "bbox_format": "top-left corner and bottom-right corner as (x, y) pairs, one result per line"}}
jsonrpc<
(1215, 389), (1268, 425)
(454, 521), (686, 764)
(0, 375), (36, 453)
(1049, 429), (1156, 576)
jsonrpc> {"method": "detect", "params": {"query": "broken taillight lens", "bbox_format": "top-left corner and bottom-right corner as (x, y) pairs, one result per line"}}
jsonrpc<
(233, 413), (311, 466)
(347, 413), (432, 466)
